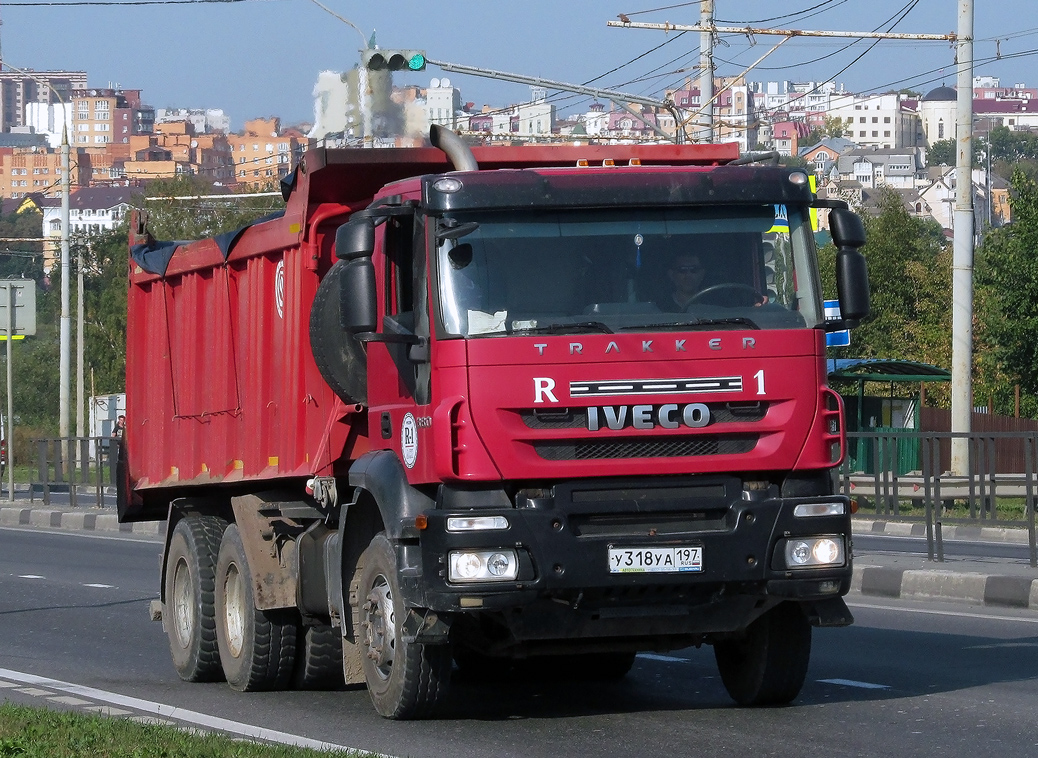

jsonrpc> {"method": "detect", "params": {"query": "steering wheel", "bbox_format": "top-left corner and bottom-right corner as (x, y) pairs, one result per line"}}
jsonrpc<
(688, 283), (763, 307)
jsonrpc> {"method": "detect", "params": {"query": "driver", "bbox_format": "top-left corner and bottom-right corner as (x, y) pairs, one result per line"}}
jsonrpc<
(655, 252), (707, 311)
(655, 251), (768, 311)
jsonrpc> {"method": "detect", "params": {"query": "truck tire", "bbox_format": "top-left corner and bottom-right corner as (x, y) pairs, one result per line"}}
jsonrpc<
(164, 515), (226, 682)
(215, 524), (297, 691)
(358, 533), (452, 719)
(293, 624), (345, 690)
(713, 602), (812, 706)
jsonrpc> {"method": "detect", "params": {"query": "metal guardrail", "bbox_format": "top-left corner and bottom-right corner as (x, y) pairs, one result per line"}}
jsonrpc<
(29, 436), (119, 509)
(838, 431), (1038, 567)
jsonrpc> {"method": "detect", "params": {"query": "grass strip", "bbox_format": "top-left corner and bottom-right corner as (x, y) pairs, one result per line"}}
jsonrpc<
(0, 701), (369, 758)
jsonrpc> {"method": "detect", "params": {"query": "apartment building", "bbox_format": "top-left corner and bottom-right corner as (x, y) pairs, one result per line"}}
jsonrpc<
(828, 93), (921, 149)
(0, 145), (89, 199)
(0, 70), (87, 132)
(226, 118), (309, 187)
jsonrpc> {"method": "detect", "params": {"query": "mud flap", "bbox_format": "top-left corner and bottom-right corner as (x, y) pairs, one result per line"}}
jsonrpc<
(802, 597), (854, 627)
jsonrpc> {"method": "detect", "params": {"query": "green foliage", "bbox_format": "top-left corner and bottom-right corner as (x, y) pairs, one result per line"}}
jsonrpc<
(819, 188), (951, 396)
(975, 168), (1038, 397)
(822, 115), (845, 139)
(799, 129), (823, 149)
(0, 702), (365, 757)
(927, 139), (955, 167)
(141, 175), (284, 241)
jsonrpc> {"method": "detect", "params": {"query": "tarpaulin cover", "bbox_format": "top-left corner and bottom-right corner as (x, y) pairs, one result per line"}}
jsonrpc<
(130, 210), (286, 277)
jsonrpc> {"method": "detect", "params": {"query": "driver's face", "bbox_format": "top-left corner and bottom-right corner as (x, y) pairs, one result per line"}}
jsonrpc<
(668, 254), (705, 296)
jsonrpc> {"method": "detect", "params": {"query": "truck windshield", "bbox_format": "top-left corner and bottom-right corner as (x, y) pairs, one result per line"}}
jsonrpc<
(435, 204), (823, 337)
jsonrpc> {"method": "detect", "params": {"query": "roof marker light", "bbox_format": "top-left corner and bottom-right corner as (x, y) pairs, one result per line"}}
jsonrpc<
(628, 158), (642, 166)
(603, 159), (616, 167)
(576, 159), (590, 167)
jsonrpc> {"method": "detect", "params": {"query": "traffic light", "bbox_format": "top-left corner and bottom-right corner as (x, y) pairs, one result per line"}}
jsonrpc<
(362, 49), (427, 72)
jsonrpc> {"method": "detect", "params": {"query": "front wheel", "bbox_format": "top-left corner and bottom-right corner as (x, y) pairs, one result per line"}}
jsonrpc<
(358, 533), (452, 719)
(713, 602), (811, 706)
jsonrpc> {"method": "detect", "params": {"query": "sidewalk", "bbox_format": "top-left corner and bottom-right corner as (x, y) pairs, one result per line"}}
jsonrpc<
(2, 496), (1036, 610)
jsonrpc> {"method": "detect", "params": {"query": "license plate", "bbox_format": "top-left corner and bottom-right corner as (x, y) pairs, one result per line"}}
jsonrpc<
(608, 545), (703, 574)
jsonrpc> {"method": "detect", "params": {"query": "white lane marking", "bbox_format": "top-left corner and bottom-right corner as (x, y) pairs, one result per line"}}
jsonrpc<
(637, 653), (691, 664)
(82, 706), (133, 717)
(818, 678), (890, 690)
(848, 601), (1038, 624)
(0, 667), (386, 755)
(0, 525), (161, 544)
(17, 575), (45, 579)
(82, 583), (115, 589)
(964, 642), (1038, 649)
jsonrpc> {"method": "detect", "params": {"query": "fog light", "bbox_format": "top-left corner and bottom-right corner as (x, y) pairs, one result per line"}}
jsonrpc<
(783, 536), (844, 569)
(448, 549), (519, 582)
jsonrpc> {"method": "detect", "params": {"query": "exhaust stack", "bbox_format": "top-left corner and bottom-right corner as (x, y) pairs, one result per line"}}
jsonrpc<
(430, 124), (478, 172)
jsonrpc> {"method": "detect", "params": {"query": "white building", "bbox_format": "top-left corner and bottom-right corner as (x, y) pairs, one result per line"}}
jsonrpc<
(24, 102), (73, 149)
(516, 88), (554, 137)
(917, 86), (957, 145)
(751, 81), (843, 115)
(42, 188), (134, 263)
(155, 108), (230, 133)
(426, 78), (462, 129)
(828, 93), (921, 149)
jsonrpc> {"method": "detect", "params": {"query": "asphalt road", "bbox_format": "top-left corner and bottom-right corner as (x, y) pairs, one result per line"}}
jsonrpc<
(1, 525), (1037, 757)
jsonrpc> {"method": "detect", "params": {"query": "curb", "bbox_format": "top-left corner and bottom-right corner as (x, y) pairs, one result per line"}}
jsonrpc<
(850, 564), (1038, 609)
(0, 506), (164, 537)
(853, 517), (1033, 545)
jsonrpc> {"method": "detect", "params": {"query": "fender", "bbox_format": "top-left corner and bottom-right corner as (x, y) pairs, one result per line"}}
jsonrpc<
(348, 450), (435, 539)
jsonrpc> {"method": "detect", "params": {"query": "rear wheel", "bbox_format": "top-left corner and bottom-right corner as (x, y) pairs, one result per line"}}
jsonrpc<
(358, 533), (452, 719)
(164, 514), (225, 682)
(294, 624), (345, 690)
(713, 602), (812, 706)
(215, 524), (297, 691)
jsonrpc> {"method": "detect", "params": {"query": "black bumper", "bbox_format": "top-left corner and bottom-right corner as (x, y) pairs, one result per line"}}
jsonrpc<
(396, 477), (852, 640)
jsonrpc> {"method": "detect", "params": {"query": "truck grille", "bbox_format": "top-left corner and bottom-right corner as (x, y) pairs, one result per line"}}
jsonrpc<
(521, 402), (767, 430)
(534, 434), (757, 461)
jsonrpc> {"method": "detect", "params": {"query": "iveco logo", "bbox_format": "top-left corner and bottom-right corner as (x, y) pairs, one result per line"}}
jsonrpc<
(588, 403), (711, 431)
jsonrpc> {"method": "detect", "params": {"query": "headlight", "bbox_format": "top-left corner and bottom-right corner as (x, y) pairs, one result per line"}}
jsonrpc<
(783, 536), (844, 568)
(448, 550), (519, 582)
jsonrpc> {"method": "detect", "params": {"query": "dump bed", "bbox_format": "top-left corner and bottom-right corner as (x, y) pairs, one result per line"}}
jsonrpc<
(122, 141), (740, 520)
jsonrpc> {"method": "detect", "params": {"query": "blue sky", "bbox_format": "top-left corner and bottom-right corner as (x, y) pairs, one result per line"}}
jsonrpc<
(2, 0), (1034, 129)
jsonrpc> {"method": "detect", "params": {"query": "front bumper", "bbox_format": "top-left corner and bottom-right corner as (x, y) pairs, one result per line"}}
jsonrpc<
(397, 476), (852, 640)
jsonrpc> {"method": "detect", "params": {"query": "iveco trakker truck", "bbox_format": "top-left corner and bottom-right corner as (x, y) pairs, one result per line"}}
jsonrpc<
(121, 125), (870, 718)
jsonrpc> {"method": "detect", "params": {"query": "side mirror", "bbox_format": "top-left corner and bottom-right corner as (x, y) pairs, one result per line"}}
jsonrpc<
(340, 258), (377, 334)
(335, 217), (375, 260)
(829, 208), (870, 324)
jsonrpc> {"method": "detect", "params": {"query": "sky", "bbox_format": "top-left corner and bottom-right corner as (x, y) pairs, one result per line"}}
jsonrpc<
(1, 0), (1035, 130)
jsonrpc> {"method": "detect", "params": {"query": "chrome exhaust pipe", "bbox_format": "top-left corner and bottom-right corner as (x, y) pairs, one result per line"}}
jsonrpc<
(430, 123), (479, 172)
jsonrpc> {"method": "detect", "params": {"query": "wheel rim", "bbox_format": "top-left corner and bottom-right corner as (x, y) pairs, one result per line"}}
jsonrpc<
(170, 556), (194, 649)
(223, 562), (246, 659)
(363, 574), (396, 680)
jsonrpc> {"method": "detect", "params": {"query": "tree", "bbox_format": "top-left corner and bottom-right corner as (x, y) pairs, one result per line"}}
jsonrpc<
(822, 115), (845, 139)
(799, 129), (823, 149)
(927, 139), (955, 167)
(975, 169), (1038, 396)
(818, 188), (951, 376)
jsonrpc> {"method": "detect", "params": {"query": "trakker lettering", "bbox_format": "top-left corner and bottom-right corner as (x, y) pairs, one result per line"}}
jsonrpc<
(587, 403), (711, 431)
(538, 337), (757, 357)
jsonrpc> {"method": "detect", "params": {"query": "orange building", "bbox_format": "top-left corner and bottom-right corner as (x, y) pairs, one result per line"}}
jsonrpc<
(0, 146), (90, 199)
(119, 121), (233, 183)
(226, 118), (311, 188)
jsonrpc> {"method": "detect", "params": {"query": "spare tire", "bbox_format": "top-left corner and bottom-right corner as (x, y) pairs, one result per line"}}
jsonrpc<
(309, 261), (367, 405)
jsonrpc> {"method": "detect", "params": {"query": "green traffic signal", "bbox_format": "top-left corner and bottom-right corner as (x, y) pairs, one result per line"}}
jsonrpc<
(362, 49), (427, 72)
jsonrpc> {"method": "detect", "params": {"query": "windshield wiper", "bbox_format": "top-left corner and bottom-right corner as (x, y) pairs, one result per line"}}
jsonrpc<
(511, 320), (613, 335)
(620, 317), (760, 331)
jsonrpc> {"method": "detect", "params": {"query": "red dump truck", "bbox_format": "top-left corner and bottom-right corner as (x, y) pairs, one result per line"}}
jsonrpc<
(121, 125), (870, 719)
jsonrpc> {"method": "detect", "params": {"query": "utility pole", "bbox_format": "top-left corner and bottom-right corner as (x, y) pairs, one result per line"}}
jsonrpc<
(60, 127), (70, 440)
(950, 0), (975, 474)
(699, 0), (714, 142)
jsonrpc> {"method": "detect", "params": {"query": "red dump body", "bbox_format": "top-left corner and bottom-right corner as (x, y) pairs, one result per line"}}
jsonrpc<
(124, 142), (740, 518)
